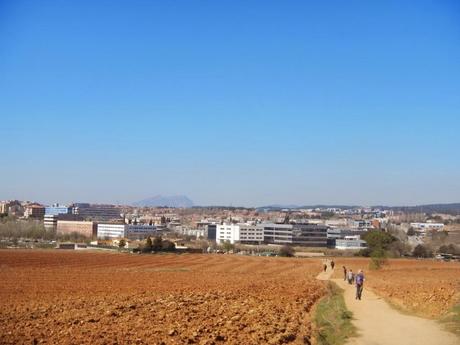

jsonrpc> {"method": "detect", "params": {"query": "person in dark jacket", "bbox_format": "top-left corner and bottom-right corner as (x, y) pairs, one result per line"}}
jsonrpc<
(343, 266), (347, 281)
(355, 269), (365, 300)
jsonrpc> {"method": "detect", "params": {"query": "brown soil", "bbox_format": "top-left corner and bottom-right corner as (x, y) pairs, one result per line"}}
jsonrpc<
(0, 250), (326, 345)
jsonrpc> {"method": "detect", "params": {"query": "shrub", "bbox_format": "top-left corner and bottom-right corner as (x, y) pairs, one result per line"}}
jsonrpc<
(279, 245), (295, 257)
(412, 244), (433, 258)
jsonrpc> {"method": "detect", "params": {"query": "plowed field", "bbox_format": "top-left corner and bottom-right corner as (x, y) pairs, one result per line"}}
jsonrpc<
(0, 250), (325, 345)
(332, 258), (460, 318)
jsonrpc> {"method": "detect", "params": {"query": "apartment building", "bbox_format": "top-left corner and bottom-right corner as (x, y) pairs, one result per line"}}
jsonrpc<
(24, 205), (45, 219)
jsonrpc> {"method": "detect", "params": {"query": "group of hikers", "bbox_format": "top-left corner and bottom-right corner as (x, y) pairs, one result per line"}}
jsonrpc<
(323, 260), (365, 300)
(343, 265), (365, 300)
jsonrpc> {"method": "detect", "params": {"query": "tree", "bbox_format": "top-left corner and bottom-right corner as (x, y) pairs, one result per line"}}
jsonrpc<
(161, 240), (176, 251)
(152, 236), (163, 251)
(438, 244), (460, 255)
(222, 240), (234, 253)
(146, 236), (153, 249)
(118, 238), (126, 249)
(369, 248), (387, 270)
(362, 231), (395, 252)
(413, 244), (432, 258)
(279, 245), (295, 257)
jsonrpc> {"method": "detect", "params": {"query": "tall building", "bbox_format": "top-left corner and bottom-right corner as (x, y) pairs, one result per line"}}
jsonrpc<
(71, 203), (121, 221)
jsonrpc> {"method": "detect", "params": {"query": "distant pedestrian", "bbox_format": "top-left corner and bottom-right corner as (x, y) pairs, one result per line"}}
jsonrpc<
(347, 269), (354, 284)
(355, 269), (365, 300)
(330, 260), (335, 270)
(343, 266), (347, 281)
(323, 263), (327, 272)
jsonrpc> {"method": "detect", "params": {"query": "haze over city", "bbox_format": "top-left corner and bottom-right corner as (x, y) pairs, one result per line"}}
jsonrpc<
(1, 1), (459, 206)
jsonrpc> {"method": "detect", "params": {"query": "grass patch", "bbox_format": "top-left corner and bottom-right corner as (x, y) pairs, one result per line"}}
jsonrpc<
(440, 304), (460, 336)
(314, 281), (356, 345)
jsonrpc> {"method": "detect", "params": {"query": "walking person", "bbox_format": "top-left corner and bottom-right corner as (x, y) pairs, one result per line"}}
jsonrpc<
(355, 269), (365, 300)
(343, 266), (347, 281)
(330, 260), (335, 270)
(347, 269), (354, 284)
(323, 263), (327, 272)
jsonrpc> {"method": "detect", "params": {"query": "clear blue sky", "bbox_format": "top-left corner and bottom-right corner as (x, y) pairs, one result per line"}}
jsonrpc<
(1, 1), (459, 207)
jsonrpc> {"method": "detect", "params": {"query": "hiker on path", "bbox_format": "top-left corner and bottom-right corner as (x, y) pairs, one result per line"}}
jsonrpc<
(323, 263), (327, 272)
(347, 269), (354, 284)
(355, 269), (365, 300)
(343, 266), (347, 281)
(330, 260), (335, 270)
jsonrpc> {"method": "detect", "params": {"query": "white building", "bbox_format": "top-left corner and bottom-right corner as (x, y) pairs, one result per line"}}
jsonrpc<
(216, 224), (240, 244)
(410, 222), (444, 231)
(409, 222), (444, 238)
(97, 224), (126, 239)
(335, 235), (367, 250)
(97, 223), (157, 240)
(44, 214), (58, 230)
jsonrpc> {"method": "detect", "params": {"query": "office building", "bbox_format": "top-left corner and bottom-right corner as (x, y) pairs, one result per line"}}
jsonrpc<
(206, 224), (217, 241)
(239, 224), (264, 244)
(335, 236), (367, 250)
(126, 224), (157, 240)
(72, 203), (121, 221)
(292, 224), (328, 247)
(45, 204), (71, 216)
(57, 220), (97, 238)
(97, 223), (126, 239)
(261, 223), (293, 244)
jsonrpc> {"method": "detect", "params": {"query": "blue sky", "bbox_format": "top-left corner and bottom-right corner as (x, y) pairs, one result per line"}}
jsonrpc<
(1, 1), (459, 206)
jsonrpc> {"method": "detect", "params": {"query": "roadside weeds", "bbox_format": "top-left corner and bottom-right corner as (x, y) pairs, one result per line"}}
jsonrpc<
(313, 281), (356, 345)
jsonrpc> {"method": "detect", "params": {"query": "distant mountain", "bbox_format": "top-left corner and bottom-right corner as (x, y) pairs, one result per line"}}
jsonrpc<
(133, 195), (194, 208)
(388, 203), (460, 215)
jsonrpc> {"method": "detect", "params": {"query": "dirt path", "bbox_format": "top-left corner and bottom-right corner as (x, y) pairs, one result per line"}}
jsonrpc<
(316, 268), (459, 345)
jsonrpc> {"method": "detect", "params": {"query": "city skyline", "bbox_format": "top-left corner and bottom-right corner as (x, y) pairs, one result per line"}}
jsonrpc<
(1, 1), (459, 206)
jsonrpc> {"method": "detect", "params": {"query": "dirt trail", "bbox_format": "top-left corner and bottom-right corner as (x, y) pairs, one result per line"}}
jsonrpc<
(316, 268), (459, 345)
